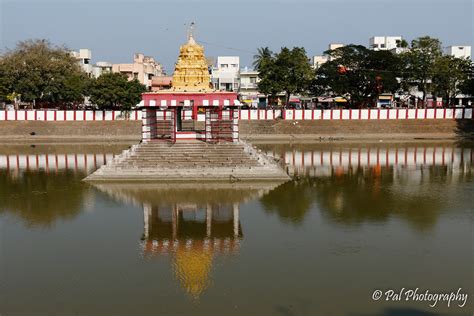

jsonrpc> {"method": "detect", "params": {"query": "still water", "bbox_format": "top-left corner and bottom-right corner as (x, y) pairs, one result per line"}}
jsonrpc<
(0, 142), (472, 316)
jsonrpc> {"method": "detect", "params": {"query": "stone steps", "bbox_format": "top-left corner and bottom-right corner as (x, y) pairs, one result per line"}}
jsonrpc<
(84, 140), (289, 182)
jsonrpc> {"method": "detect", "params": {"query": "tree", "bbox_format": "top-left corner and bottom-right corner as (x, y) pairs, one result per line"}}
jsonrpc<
(0, 39), (85, 108)
(89, 73), (146, 110)
(313, 45), (401, 107)
(400, 36), (443, 104)
(252, 47), (273, 71)
(459, 61), (474, 97)
(257, 47), (313, 106)
(432, 55), (471, 106)
(396, 39), (409, 48)
(0, 62), (11, 103)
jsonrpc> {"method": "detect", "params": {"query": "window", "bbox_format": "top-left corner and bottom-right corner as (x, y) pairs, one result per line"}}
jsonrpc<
(231, 64), (238, 68)
(250, 77), (257, 83)
(220, 64), (228, 68)
(84, 59), (90, 65)
(133, 73), (138, 79)
(381, 44), (386, 48)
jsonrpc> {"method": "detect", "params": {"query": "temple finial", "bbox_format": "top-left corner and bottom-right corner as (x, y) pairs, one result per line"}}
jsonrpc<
(187, 22), (196, 44)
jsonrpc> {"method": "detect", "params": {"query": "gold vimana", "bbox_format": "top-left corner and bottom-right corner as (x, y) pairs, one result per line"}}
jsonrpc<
(171, 23), (212, 92)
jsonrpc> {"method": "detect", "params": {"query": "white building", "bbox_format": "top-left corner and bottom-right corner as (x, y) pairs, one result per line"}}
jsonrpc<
(211, 56), (240, 91)
(239, 67), (261, 107)
(328, 43), (344, 51)
(92, 61), (113, 78)
(312, 55), (329, 69)
(70, 49), (93, 76)
(312, 43), (344, 69)
(445, 46), (472, 59)
(370, 36), (403, 51)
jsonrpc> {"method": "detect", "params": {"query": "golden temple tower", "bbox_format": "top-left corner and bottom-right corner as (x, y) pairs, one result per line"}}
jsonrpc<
(171, 23), (212, 92)
(173, 246), (213, 299)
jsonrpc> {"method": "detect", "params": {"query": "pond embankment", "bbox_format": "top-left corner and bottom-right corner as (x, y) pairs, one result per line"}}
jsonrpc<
(0, 119), (472, 143)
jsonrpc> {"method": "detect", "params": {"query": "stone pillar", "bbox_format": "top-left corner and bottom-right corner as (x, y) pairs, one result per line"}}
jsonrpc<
(141, 108), (150, 142)
(232, 109), (239, 143)
(143, 203), (152, 239)
(205, 108), (212, 142)
(233, 202), (239, 237)
(172, 204), (178, 239)
(206, 204), (212, 237)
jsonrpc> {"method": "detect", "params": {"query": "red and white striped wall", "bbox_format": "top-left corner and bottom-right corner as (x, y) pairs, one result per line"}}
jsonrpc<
(265, 146), (473, 177)
(0, 153), (115, 174)
(241, 108), (472, 120)
(0, 110), (142, 121)
(0, 108), (472, 121)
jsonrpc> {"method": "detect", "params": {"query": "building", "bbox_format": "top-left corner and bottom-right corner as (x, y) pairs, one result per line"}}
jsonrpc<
(445, 46), (472, 59)
(312, 55), (329, 69)
(370, 36), (403, 51)
(312, 43), (345, 69)
(211, 56), (240, 91)
(112, 53), (165, 90)
(151, 76), (173, 91)
(239, 67), (263, 107)
(141, 31), (239, 142)
(328, 43), (344, 51)
(70, 49), (93, 76)
(92, 61), (112, 78)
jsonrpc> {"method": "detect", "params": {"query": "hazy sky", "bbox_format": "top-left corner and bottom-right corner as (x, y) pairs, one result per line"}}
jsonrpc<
(1, 0), (473, 73)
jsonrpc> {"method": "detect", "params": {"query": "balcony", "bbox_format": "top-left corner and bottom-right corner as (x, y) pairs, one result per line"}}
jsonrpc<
(239, 83), (258, 89)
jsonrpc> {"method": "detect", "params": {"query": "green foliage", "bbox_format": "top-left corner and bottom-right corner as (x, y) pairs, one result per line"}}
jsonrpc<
(432, 55), (471, 105)
(313, 45), (401, 107)
(458, 61), (474, 96)
(399, 36), (443, 101)
(257, 47), (313, 105)
(0, 39), (85, 107)
(89, 73), (146, 110)
(0, 62), (11, 102)
(252, 47), (273, 71)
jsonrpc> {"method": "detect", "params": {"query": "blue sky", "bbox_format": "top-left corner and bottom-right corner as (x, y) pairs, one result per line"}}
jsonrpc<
(1, 0), (473, 73)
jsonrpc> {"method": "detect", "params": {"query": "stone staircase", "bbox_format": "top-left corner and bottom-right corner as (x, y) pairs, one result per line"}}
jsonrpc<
(84, 140), (290, 182)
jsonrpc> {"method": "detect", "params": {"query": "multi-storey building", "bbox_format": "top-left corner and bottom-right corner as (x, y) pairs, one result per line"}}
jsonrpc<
(239, 67), (261, 107)
(112, 53), (165, 90)
(369, 36), (403, 51)
(211, 56), (240, 91)
(70, 49), (93, 76)
(312, 43), (345, 69)
(445, 46), (472, 59)
(92, 61), (112, 78)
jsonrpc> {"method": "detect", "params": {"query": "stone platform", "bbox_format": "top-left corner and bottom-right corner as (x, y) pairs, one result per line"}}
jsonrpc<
(83, 140), (290, 182)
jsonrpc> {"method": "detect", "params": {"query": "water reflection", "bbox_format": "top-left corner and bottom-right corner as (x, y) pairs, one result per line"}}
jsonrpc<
(262, 144), (472, 177)
(0, 145), (126, 228)
(260, 144), (472, 231)
(91, 182), (282, 299)
(0, 152), (116, 175)
(0, 170), (89, 228)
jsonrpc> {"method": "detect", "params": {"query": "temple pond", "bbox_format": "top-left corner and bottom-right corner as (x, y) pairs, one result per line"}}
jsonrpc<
(0, 142), (472, 315)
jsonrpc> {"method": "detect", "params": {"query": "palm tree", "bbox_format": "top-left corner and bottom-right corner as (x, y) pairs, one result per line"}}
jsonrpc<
(252, 47), (273, 70)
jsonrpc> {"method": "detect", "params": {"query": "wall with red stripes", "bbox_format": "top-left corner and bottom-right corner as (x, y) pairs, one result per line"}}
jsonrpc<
(1, 146), (470, 176)
(0, 108), (472, 121)
(265, 146), (473, 177)
(0, 110), (142, 121)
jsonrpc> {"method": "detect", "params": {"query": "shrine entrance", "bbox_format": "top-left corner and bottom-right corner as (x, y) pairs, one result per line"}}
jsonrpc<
(141, 108), (176, 143)
(205, 108), (238, 143)
(141, 106), (238, 143)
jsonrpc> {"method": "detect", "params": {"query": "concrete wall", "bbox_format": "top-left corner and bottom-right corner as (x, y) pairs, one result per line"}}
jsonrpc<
(1, 108), (472, 122)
